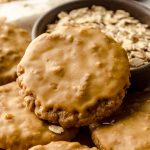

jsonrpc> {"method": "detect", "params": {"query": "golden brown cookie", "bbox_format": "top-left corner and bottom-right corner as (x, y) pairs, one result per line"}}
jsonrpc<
(0, 82), (78, 150)
(29, 141), (98, 150)
(0, 18), (31, 85)
(91, 92), (150, 150)
(17, 25), (130, 128)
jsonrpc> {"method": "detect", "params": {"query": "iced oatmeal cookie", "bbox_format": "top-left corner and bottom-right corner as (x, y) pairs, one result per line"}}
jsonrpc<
(91, 92), (150, 150)
(0, 82), (78, 150)
(17, 25), (130, 128)
(0, 18), (31, 85)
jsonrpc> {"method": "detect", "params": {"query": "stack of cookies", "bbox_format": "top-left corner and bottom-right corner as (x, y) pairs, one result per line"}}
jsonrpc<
(0, 19), (79, 150)
(0, 18), (30, 85)
(2, 9), (149, 149)
(16, 24), (130, 150)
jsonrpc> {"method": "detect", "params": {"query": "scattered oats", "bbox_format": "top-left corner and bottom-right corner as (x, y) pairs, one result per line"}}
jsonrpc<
(145, 52), (150, 60)
(135, 41), (148, 50)
(130, 51), (145, 59)
(130, 58), (145, 67)
(111, 119), (115, 124)
(102, 119), (115, 125)
(48, 125), (64, 134)
(102, 122), (111, 125)
(144, 62), (149, 65)
(58, 11), (68, 19)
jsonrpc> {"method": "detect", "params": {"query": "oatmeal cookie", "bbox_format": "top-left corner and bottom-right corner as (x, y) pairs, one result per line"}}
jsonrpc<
(0, 18), (31, 85)
(17, 25), (130, 128)
(29, 141), (98, 150)
(0, 82), (78, 150)
(91, 92), (150, 150)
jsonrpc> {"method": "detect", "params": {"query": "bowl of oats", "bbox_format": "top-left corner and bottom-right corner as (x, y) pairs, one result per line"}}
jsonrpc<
(32, 0), (150, 90)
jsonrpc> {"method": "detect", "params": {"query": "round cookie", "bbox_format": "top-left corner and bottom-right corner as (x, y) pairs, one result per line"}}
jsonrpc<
(0, 18), (31, 85)
(29, 141), (98, 150)
(17, 25), (130, 128)
(91, 92), (150, 150)
(0, 82), (78, 150)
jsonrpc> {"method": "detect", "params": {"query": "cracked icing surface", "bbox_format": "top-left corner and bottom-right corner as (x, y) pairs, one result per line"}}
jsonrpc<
(29, 141), (98, 150)
(17, 25), (130, 114)
(91, 92), (150, 150)
(0, 82), (78, 150)
(0, 18), (31, 85)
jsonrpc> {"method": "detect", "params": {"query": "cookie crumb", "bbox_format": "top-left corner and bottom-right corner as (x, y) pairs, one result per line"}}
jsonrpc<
(48, 125), (64, 134)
